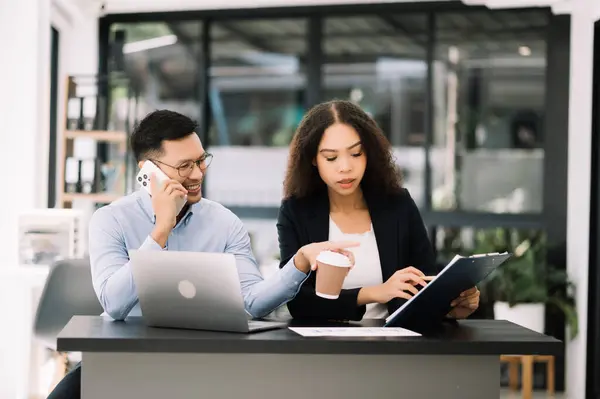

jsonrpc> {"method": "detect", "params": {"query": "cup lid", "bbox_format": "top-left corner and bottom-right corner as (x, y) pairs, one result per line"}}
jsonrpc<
(316, 250), (352, 267)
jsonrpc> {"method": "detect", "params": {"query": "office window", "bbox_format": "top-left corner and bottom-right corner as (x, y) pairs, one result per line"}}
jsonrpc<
(109, 22), (205, 128)
(205, 19), (307, 207)
(431, 10), (548, 213)
(209, 19), (307, 147)
(323, 14), (429, 207)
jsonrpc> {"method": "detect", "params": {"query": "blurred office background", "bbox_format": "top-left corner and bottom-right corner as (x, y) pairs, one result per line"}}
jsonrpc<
(103, 7), (551, 261)
(2, 0), (600, 398)
(94, 4), (569, 394)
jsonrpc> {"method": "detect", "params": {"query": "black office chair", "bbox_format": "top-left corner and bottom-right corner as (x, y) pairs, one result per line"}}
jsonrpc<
(32, 258), (103, 386)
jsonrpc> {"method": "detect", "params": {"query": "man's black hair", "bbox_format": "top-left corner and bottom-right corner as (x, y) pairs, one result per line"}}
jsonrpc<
(130, 109), (199, 161)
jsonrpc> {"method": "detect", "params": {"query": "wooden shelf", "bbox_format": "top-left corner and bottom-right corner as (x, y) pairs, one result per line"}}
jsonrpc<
(57, 77), (131, 210)
(65, 130), (127, 143)
(62, 192), (122, 203)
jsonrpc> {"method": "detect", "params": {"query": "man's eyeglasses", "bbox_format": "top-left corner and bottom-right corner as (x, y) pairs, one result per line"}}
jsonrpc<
(152, 153), (213, 178)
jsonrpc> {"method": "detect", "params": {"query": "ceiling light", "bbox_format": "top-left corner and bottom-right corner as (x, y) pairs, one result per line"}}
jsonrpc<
(350, 88), (364, 103)
(123, 35), (178, 54)
(518, 46), (532, 57)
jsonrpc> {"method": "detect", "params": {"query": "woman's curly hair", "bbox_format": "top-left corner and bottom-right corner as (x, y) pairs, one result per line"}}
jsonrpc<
(283, 100), (402, 199)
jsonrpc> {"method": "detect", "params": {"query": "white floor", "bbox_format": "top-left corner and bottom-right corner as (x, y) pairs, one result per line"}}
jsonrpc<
(500, 389), (564, 398)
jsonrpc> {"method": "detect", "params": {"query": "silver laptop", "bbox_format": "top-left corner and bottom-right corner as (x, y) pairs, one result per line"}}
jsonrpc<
(129, 249), (287, 333)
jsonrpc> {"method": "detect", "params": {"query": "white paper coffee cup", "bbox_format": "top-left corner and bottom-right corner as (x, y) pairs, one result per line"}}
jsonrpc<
(315, 250), (352, 299)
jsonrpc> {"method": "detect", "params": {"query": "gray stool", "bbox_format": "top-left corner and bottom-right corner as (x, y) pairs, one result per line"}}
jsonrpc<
(32, 258), (103, 387)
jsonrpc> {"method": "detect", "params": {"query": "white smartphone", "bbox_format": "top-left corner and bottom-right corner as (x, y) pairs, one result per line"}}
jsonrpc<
(136, 160), (187, 214)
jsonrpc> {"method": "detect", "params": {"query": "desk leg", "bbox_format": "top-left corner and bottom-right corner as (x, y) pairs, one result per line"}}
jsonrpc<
(82, 353), (500, 399)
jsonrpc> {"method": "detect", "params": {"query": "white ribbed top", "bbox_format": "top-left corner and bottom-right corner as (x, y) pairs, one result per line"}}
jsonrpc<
(329, 217), (388, 319)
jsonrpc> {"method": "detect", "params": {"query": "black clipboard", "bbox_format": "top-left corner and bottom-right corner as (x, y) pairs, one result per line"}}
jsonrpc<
(384, 252), (512, 334)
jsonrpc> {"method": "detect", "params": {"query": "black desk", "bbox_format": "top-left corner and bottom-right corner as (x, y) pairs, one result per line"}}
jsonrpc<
(58, 316), (561, 399)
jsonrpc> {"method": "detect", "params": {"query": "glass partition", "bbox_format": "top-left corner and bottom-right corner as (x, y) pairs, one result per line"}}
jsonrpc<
(205, 19), (307, 207)
(322, 14), (429, 206)
(431, 10), (548, 213)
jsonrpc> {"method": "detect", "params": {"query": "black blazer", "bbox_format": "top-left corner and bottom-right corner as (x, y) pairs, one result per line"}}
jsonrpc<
(277, 188), (439, 321)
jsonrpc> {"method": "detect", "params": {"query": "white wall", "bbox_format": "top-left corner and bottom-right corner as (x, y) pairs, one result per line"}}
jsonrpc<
(0, 0), (98, 397)
(566, 1), (595, 398)
(0, 0), (51, 396)
(0, 0), (51, 266)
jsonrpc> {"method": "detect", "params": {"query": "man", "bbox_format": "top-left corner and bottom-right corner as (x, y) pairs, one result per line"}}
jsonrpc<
(47, 110), (314, 399)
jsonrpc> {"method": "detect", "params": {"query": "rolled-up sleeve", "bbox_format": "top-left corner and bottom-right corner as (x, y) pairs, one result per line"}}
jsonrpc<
(225, 216), (309, 318)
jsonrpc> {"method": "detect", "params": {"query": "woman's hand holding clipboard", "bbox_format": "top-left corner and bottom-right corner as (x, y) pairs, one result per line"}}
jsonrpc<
(384, 252), (511, 332)
(358, 267), (429, 305)
(413, 274), (481, 319)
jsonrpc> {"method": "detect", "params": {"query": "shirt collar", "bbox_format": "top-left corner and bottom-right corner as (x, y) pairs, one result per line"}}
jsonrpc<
(137, 189), (200, 227)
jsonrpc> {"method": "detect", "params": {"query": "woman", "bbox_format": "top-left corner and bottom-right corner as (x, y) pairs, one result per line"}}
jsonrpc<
(277, 100), (480, 321)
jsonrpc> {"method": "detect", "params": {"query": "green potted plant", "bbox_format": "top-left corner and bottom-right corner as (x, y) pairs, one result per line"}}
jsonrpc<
(476, 229), (578, 339)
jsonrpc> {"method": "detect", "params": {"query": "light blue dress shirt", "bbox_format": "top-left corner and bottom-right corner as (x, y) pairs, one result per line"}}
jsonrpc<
(88, 189), (308, 321)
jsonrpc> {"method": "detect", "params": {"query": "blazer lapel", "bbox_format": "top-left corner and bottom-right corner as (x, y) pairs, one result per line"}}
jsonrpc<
(305, 191), (398, 282)
(366, 194), (398, 282)
(306, 193), (330, 243)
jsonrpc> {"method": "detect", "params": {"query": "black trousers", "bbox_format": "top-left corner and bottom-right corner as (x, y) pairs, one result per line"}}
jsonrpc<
(46, 362), (81, 399)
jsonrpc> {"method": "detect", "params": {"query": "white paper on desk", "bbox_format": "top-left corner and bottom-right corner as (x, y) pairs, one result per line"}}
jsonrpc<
(288, 327), (421, 337)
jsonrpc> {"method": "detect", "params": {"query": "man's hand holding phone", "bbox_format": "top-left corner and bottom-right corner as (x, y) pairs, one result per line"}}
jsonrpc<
(150, 174), (188, 247)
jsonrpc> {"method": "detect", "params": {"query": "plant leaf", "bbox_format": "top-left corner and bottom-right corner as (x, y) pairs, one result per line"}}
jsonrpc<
(548, 297), (579, 339)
